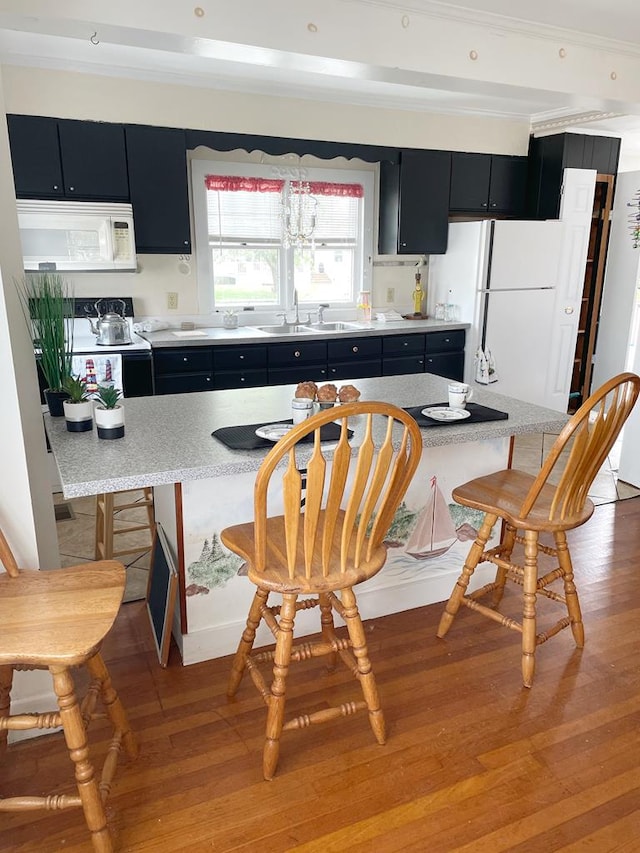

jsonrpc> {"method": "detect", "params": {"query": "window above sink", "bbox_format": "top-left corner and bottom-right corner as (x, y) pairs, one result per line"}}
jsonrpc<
(191, 157), (375, 317)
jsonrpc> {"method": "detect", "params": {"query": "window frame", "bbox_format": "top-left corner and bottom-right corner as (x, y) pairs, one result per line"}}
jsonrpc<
(191, 158), (375, 315)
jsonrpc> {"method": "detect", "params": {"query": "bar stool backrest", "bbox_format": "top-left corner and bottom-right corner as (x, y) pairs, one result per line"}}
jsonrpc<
(253, 401), (423, 580)
(520, 373), (640, 523)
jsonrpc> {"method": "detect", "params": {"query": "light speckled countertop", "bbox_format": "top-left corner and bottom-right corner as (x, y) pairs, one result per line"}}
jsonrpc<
(45, 374), (568, 498)
(138, 318), (468, 347)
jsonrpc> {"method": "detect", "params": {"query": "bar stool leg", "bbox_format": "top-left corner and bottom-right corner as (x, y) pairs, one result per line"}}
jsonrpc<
(263, 593), (297, 780)
(521, 530), (539, 688)
(51, 666), (113, 853)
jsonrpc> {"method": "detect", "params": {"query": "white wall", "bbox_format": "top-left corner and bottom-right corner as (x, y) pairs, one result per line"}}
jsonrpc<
(592, 171), (640, 389)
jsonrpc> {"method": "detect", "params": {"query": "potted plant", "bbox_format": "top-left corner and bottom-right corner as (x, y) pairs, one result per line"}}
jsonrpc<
(94, 385), (125, 439)
(62, 375), (93, 432)
(17, 272), (74, 416)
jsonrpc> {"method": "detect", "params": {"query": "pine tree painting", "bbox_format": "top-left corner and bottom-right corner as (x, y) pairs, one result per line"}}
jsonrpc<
(186, 532), (243, 594)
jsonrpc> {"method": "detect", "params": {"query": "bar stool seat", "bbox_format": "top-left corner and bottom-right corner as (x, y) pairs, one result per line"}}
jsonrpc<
(94, 487), (154, 561)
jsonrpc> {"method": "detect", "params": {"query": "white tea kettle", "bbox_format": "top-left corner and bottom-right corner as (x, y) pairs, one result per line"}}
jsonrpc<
(87, 299), (132, 346)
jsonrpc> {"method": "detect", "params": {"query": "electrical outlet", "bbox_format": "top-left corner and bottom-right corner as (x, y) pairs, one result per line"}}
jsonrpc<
(167, 292), (178, 310)
(386, 287), (395, 303)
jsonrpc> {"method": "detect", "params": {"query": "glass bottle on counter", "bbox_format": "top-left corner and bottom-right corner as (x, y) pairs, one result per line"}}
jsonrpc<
(358, 290), (372, 325)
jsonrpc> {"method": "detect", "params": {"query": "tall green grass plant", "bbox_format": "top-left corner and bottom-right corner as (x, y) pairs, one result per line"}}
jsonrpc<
(17, 272), (74, 392)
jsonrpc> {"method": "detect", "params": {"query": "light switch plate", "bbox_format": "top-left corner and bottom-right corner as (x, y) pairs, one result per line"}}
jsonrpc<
(167, 292), (179, 309)
(386, 287), (395, 303)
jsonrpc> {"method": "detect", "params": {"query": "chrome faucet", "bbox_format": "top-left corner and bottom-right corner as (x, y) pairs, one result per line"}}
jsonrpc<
(292, 288), (300, 324)
(317, 303), (329, 324)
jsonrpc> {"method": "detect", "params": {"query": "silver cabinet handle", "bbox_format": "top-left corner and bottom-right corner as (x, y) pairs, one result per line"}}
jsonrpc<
(352, 346), (358, 353)
(294, 350), (301, 358)
(565, 307), (574, 314)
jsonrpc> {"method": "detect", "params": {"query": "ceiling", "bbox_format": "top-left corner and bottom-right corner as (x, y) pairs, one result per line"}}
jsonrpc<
(1, 1), (639, 150)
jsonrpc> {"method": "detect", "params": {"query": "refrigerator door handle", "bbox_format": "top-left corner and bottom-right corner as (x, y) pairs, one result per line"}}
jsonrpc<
(478, 286), (556, 293)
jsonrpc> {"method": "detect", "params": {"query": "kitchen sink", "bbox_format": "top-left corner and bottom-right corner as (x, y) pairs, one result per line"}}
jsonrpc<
(304, 322), (361, 332)
(253, 324), (316, 335)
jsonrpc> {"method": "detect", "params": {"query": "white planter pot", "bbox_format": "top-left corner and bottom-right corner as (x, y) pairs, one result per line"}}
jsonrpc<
(95, 404), (125, 440)
(63, 399), (93, 432)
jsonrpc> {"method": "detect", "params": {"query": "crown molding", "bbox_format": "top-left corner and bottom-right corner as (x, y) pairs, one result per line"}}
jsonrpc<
(346, 0), (640, 58)
(531, 111), (625, 135)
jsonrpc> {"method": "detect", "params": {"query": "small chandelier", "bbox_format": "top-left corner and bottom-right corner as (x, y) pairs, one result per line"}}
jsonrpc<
(281, 169), (318, 248)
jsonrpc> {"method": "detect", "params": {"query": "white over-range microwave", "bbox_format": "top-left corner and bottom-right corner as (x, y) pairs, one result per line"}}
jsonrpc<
(16, 199), (137, 272)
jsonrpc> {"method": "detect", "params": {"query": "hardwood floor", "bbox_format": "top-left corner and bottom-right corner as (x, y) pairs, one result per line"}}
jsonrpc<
(2, 498), (640, 852)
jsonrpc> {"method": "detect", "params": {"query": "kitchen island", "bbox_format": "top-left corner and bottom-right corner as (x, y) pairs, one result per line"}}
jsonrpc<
(45, 373), (568, 665)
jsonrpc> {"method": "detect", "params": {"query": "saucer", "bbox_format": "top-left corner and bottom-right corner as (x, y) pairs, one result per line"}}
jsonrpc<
(421, 406), (471, 422)
(255, 423), (295, 441)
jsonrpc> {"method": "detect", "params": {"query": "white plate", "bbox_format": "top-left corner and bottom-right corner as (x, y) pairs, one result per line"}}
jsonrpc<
(421, 406), (471, 422)
(255, 423), (295, 441)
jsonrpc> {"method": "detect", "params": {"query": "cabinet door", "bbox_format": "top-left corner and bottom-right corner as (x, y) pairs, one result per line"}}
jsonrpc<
(449, 153), (491, 211)
(328, 360), (381, 380)
(327, 336), (381, 362)
(126, 125), (191, 253)
(425, 329), (465, 353)
(425, 352), (464, 381)
(379, 150), (450, 255)
(154, 348), (213, 374)
(269, 365), (328, 385)
(212, 369), (268, 390)
(58, 120), (129, 199)
(488, 156), (528, 215)
(382, 334), (425, 356)
(398, 150), (450, 254)
(382, 355), (425, 376)
(268, 340), (327, 367)
(7, 115), (64, 197)
(155, 373), (213, 394)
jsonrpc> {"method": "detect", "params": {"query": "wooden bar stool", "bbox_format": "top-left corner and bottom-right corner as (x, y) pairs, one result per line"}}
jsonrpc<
(221, 401), (423, 779)
(0, 526), (137, 852)
(437, 373), (640, 687)
(95, 487), (154, 561)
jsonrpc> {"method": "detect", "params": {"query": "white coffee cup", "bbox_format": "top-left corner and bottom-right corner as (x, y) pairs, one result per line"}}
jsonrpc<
(292, 397), (314, 424)
(448, 382), (473, 409)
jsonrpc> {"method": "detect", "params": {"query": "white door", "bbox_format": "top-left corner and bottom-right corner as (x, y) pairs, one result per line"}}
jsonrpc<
(543, 168), (596, 412)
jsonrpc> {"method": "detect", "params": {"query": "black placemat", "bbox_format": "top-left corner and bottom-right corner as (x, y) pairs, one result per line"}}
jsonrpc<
(405, 402), (508, 427)
(213, 419), (350, 450)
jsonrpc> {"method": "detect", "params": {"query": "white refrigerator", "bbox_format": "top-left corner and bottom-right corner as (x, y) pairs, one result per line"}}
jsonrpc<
(429, 219), (568, 410)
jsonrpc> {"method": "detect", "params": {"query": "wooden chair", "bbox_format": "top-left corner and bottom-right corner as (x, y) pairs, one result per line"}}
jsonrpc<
(221, 401), (423, 779)
(437, 372), (640, 688)
(95, 486), (154, 561)
(0, 527), (137, 852)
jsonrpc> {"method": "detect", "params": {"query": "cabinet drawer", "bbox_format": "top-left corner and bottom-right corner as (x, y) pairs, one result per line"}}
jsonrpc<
(425, 330), (465, 353)
(382, 356), (425, 376)
(328, 360), (381, 381)
(269, 365), (328, 385)
(213, 345), (267, 370)
(155, 373), (213, 394)
(154, 348), (212, 375)
(327, 336), (381, 362)
(268, 341), (327, 367)
(212, 369), (268, 390)
(382, 334), (426, 356)
(425, 352), (464, 381)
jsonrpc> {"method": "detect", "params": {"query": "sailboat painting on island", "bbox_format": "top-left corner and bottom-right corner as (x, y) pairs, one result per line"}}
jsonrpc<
(404, 476), (459, 559)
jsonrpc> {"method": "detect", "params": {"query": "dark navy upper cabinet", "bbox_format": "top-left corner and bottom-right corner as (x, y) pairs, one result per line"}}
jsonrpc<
(450, 152), (527, 216)
(527, 132), (621, 220)
(379, 149), (450, 255)
(125, 125), (191, 253)
(8, 115), (129, 200)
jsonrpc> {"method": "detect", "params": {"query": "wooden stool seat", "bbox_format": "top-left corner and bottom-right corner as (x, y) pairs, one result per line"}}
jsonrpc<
(95, 486), (154, 561)
(437, 373), (640, 688)
(0, 529), (137, 853)
(222, 401), (422, 779)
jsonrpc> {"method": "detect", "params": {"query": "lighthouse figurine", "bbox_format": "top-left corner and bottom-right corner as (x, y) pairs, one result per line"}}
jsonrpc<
(413, 272), (424, 317)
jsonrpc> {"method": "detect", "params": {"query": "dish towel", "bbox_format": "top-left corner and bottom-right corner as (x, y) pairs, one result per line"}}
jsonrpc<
(133, 319), (170, 333)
